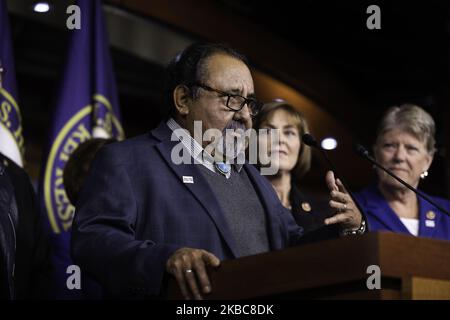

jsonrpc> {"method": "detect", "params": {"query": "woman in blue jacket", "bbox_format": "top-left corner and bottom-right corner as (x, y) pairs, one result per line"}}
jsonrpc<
(354, 104), (450, 240)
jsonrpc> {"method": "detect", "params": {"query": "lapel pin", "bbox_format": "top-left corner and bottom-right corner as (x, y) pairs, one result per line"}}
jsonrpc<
(425, 220), (435, 228)
(301, 202), (312, 212)
(182, 176), (194, 184)
(426, 211), (436, 220)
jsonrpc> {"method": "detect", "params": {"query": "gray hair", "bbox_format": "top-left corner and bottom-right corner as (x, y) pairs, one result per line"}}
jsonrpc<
(376, 104), (436, 154)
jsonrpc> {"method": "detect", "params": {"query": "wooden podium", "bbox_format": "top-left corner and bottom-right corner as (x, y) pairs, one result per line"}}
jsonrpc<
(166, 232), (450, 299)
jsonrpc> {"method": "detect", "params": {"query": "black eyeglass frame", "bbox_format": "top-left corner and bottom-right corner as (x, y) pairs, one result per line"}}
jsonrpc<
(190, 83), (263, 116)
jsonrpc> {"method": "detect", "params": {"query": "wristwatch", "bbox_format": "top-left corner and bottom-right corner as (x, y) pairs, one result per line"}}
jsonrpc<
(340, 220), (366, 236)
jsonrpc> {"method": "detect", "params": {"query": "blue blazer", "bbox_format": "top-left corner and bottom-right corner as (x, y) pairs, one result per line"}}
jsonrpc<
(355, 184), (450, 241)
(71, 122), (304, 297)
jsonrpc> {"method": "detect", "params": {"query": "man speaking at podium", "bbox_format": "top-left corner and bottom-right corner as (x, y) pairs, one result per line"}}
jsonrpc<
(71, 42), (363, 299)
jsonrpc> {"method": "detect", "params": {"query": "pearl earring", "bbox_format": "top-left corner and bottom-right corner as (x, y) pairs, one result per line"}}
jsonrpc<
(420, 171), (429, 179)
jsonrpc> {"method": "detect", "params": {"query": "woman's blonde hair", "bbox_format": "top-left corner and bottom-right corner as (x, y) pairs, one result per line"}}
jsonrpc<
(376, 103), (436, 154)
(253, 101), (312, 183)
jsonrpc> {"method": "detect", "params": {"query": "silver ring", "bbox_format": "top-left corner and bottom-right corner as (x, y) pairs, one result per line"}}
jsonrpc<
(185, 269), (193, 273)
(343, 204), (348, 211)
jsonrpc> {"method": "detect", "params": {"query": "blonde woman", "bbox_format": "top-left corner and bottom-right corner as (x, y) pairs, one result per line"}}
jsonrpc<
(254, 101), (364, 242)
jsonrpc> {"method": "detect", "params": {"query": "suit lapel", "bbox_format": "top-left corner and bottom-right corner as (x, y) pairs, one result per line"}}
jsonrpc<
(151, 123), (239, 257)
(418, 195), (439, 238)
(365, 185), (411, 235)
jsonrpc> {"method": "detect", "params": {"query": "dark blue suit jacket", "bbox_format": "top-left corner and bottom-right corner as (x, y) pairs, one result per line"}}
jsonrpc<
(355, 184), (450, 241)
(72, 122), (304, 297)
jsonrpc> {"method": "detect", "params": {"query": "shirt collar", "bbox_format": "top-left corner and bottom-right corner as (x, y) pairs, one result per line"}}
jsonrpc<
(166, 118), (243, 175)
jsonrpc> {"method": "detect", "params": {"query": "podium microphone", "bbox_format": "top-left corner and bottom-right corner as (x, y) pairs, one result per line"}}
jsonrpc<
(354, 143), (450, 218)
(302, 134), (368, 223)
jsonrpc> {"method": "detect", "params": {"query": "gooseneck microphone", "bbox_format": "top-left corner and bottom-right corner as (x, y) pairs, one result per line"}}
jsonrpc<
(354, 143), (450, 217)
(302, 134), (368, 223)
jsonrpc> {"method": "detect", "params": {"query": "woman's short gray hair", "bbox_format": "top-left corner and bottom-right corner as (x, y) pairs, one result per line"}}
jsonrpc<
(376, 103), (436, 154)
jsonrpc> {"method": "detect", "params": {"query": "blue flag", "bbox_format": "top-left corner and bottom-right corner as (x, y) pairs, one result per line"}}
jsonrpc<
(39, 0), (125, 299)
(0, 0), (25, 166)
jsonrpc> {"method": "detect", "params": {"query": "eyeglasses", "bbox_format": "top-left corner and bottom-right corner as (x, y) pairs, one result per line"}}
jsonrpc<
(191, 83), (263, 116)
